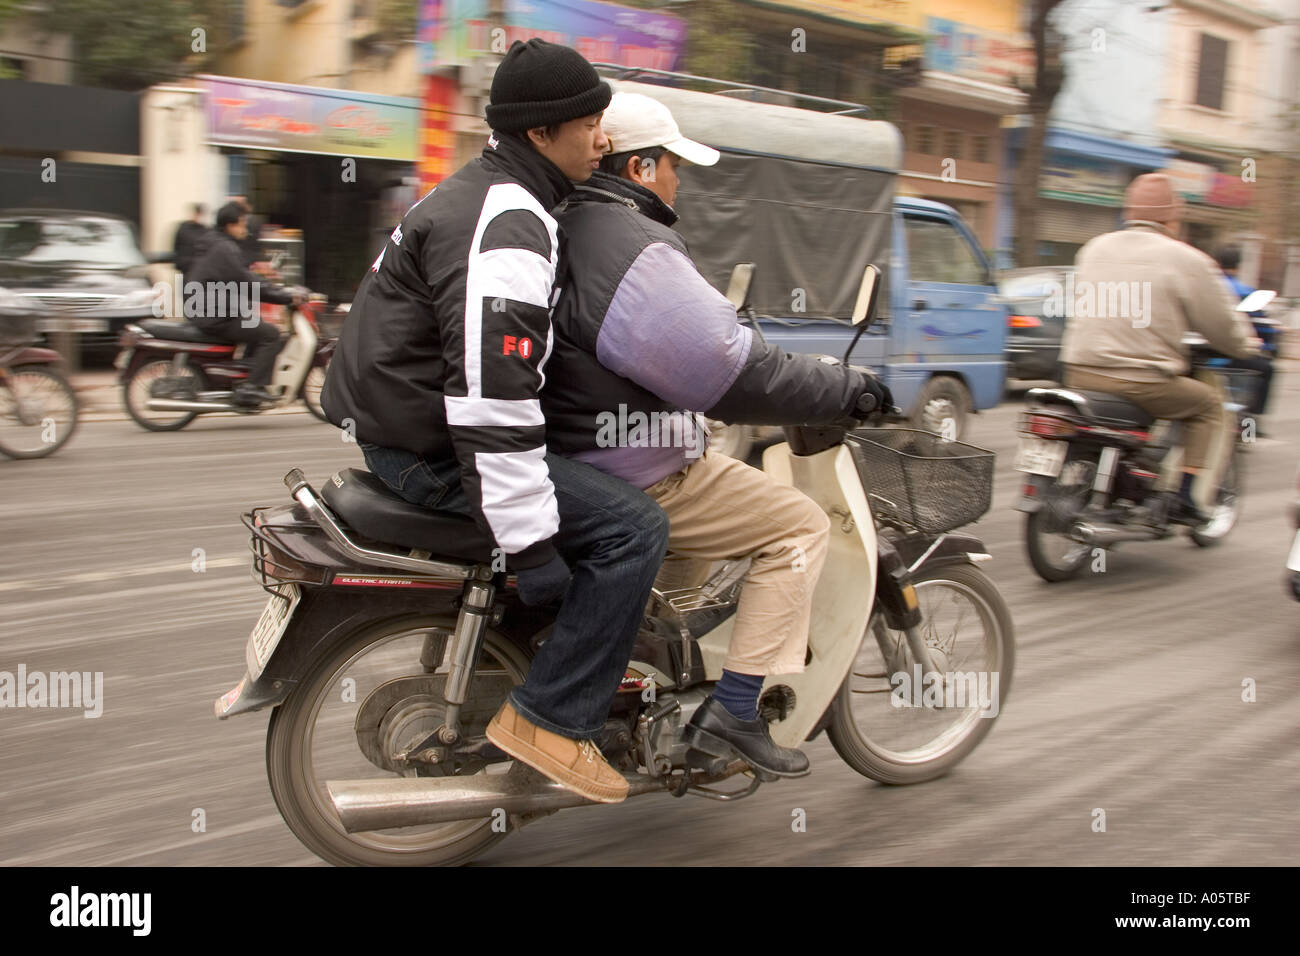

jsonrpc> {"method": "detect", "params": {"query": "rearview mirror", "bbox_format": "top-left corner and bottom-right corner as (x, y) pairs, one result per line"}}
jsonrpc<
(725, 262), (755, 311)
(851, 264), (883, 326)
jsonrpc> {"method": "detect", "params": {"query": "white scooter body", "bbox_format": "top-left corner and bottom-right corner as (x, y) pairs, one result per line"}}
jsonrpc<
(266, 309), (318, 406)
(691, 441), (878, 747)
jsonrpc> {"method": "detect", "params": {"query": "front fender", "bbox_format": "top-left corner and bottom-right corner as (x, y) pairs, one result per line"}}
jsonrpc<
(8, 346), (63, 366)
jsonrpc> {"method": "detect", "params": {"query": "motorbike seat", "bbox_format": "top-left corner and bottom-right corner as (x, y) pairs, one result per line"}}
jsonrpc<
(1027, 387), (1155, 429)
(320, 468), (498, 564)
(136, 319), (234, 345)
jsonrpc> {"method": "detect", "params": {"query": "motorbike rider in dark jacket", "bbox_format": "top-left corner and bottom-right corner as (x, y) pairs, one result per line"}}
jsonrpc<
(187, 202), (299, 407)
(321, 40), (670, 805)
(545, 92), (891, 778)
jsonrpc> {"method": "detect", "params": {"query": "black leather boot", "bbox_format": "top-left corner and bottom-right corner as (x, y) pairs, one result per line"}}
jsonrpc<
(233, 383), (276, 407)
(1169, 493), (1210, 527)
(682, 696), (811, 778)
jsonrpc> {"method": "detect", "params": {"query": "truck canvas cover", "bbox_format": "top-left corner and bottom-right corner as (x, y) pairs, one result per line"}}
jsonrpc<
(610, 79), (901, 322)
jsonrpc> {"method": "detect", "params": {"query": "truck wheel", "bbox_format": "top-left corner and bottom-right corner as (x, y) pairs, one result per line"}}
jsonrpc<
(912, 376), (971, 440)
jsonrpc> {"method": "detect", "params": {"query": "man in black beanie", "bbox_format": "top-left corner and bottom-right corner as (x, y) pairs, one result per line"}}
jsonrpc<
(323, 39), (669, 804)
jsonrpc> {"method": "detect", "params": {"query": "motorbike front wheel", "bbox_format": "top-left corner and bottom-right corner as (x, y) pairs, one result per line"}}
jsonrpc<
(0, 365), (79, 459)
(299, 361), (329, 422)
(265, 614), (532, 867)
(827, 562), (1014, 785)
(1190, 446), (1241, 547)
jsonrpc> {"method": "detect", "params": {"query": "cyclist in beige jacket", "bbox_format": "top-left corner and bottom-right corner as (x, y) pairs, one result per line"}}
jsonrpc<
(1060, 172), (1259, 524)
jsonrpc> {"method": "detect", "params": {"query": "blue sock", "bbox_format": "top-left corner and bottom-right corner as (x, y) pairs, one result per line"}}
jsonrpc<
(1179, 472), (1196, 504)
(713, 669), (765, 721)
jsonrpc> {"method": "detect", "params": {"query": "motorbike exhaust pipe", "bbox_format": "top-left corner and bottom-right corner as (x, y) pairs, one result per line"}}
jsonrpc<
(147, 398), (236, 412)
(327, 765), (665, 832)
(1074, 523), (1161, 547)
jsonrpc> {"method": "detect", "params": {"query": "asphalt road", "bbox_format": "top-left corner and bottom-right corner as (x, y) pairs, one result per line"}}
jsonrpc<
(2, 375), (1297, 867)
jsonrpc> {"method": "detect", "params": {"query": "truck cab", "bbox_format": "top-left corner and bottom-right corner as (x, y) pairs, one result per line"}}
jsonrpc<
(606, 74), (1007, 445)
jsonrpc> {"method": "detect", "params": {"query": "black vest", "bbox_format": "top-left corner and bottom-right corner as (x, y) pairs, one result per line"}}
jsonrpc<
(545, 174), (690, 455)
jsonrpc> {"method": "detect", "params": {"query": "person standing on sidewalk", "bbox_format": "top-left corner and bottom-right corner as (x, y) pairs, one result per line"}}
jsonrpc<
(322, 41), (669, 804)
(171, 204), (209, 279)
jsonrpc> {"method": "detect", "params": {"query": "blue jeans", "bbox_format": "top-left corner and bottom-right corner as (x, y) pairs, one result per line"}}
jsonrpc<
(359, 442), (669, 739)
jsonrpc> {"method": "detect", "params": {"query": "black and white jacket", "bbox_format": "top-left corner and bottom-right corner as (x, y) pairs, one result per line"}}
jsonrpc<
(321, 133), (571, 569)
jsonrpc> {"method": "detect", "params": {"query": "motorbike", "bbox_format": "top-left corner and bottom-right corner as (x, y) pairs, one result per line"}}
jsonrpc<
(1014, 292), (1273, 582)
(0, 315), (79, 459)
(213, 265), (1016, 866)
(114, 287), (335, 431)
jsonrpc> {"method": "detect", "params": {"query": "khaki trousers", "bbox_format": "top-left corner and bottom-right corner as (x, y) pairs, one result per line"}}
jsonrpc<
(1063, 367), (1220, 469)
(644, 451), (830, 676)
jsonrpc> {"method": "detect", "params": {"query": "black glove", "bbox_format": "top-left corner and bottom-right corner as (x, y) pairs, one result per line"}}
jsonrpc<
(514, 553), (571, 606)
(851, 372), (893, 419)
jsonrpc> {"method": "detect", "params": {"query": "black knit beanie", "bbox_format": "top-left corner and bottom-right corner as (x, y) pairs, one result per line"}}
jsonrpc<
(486, 39), (612, 134)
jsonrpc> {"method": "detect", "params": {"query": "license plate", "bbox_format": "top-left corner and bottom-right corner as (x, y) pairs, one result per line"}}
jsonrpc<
(1286, 532), (1300, 573)
(245, 584), (301, 681)
(34, 317), (108, 333)
(113, 348), (133, 370)
(1014, 437), (1068, 477)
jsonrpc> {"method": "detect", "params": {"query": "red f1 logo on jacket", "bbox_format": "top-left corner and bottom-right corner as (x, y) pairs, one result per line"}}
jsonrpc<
(502, 335), (533, 359)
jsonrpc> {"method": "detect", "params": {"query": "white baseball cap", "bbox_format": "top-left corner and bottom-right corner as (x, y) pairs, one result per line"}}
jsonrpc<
(602, 92), (720, 167)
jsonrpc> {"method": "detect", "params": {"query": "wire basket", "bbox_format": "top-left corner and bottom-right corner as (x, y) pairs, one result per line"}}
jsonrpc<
(848, 427), (995, 533)
(0, 315), (38, 347)
(1213, 367), (1260, 409)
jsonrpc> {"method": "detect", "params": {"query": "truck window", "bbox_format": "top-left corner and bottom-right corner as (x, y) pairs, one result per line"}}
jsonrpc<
(905, 217), (985, 285)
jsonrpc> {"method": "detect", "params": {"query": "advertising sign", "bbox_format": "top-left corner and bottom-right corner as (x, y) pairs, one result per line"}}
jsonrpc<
(925, 17), (1033, 86)
(419, 0), (686, 72)
(201, 76), (418, 161)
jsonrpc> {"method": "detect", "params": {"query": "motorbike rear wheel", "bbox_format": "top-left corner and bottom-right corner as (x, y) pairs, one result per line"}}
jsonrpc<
(827, 563), (1014, 785)
(123, 359), (200, 431)
(266, 615), (532, 867)
(1024, 455), (1096, 582)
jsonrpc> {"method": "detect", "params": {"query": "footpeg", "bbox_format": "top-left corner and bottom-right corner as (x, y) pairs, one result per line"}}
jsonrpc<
(686, 747), (730, 776)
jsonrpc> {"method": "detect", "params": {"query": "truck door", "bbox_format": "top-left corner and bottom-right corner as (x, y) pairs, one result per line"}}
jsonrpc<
(895, 213), (1007, 421)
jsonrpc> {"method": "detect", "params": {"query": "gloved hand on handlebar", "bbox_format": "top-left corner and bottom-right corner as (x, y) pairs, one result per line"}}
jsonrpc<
(515, 553), (572, 606)
(850, 371), (894, 420)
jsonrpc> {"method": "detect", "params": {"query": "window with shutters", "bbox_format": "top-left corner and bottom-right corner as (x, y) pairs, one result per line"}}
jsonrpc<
(944, 130), (963, 161)
(1194, 33), (1228, 111)
(917, 125), (935, 154)
(973, 135), (990, 164)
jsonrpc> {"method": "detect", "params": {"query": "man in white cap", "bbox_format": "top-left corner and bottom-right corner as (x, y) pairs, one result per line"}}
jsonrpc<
(543, 91), (890, 779)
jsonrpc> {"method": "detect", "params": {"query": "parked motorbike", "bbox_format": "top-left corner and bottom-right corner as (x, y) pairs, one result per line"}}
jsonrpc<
(1014, 294), (1271, 582)
(115, 289), (335, 431)
(0, 315), (78, 459)
(213, 266), (1015, 867)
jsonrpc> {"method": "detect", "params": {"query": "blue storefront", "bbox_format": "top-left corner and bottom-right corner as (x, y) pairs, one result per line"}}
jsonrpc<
(998, 127), (1173, 268)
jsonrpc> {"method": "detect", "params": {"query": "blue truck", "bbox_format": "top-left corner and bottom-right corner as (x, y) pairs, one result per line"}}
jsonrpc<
(609, 75), (1007, 453)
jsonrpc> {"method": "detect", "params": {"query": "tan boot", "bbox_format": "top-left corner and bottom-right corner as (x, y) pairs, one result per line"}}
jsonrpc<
(486, 701), (630, 804)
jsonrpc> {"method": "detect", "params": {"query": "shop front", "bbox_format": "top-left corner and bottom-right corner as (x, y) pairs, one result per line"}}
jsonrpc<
(142, 76), (421, 306)
(200, 76), (421, 302)
(1001, 127), (1171, 267)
